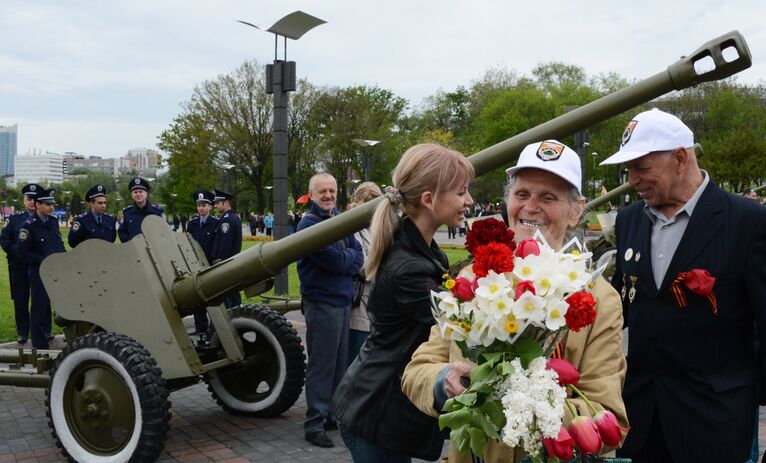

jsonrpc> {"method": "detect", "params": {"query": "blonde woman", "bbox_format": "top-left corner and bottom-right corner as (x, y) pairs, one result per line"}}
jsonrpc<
(332, 144), (475, 462)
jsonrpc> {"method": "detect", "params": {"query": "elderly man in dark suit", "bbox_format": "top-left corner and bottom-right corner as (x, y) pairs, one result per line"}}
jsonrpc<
(602, 108), (766, 463)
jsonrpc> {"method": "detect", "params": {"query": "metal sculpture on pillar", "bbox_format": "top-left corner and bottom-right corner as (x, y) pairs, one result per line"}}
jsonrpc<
(238, 11), (326, 295)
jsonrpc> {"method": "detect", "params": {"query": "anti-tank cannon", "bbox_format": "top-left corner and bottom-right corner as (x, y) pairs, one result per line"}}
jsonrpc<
(0, 31), (751, 462)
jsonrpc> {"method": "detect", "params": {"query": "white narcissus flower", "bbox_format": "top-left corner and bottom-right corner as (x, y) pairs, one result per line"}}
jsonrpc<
(557, 256), (591, 292)
(436, 292), (460, 318)
(475, 270), (511, 301)
(512, 291), (546, 322)
(545, 299), (569, 330)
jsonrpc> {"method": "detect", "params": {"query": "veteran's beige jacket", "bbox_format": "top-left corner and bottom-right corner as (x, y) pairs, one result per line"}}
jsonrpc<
(401, 277), (628, 463)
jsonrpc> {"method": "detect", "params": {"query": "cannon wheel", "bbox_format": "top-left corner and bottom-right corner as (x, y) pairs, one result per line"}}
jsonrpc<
(206, 304), (306, 417)
(45, 332), (171, 463)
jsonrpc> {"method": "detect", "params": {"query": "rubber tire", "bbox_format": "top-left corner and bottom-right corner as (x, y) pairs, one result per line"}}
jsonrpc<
(206, 304), (306, 417)
(46, 333), (171, 463)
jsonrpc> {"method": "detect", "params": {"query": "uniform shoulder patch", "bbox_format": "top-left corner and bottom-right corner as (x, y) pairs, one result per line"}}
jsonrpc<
(221, 222), (230, 233)
(19, 229), (29, 241)
(72, 221), (81, 231)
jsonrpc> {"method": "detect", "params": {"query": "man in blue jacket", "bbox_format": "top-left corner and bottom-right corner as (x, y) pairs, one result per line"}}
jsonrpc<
(298, 172), (363, 448)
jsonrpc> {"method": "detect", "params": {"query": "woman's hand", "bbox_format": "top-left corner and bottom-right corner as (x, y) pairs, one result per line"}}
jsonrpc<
(444, 361), (473, 398)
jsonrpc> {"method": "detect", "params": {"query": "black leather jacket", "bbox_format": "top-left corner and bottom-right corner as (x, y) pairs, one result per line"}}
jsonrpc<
(332, 216), (448, 460)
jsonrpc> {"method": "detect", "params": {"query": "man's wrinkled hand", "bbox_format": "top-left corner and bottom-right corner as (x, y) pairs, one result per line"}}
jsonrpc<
(444, 361), (473, 398)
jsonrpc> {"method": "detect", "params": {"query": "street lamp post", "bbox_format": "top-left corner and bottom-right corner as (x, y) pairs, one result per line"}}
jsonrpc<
(351, 139), (381, 182)
(591, 152), (598, 200)
(239, 10), (326, 295)
(263, 186), (273, 212)
(171, 193), (178, 221)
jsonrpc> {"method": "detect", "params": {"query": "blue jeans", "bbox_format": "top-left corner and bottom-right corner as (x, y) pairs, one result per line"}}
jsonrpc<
(303, 299), (350, 433)
(340, 424), (411, 463)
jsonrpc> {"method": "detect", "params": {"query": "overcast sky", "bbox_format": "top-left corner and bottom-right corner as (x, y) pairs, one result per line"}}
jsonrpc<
(1, 0), (764, 158)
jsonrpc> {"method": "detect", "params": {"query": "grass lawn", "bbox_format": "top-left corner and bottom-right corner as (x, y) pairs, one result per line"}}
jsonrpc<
(0, 228), (468, 342)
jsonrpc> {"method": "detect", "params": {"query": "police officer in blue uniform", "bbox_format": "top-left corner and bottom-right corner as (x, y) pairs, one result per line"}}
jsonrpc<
(68, 184), (117, 247)
(187, 189), (219, 333)
(118, 177), (164, 243)
(0, 184), (43, 344)
(211, 189), (242, 308)
(16, 188), (65, 349)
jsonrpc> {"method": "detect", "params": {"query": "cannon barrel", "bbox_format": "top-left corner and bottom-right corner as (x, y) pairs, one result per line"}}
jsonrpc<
(172, 31), (751, 312)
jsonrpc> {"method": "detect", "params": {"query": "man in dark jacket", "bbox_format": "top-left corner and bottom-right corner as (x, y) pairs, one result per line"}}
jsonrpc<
(68, 184), (117, 247)
(17, 188), (65, 349)
(210, 189), (242, 308)
(0, 183), (42, 344)
(298, 172), (363, 448)
(602, 109), (766, 462)
(187, 189), (219, 333)
(119, 177), (164, 242)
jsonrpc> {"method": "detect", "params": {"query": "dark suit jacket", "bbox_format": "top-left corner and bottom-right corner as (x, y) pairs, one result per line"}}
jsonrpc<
(612, 180), (766, 462)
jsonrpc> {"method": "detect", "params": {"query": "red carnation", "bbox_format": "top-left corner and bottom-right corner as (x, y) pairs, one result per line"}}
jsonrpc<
(564, 291), (597, 332)
(465, 218), (516, 255)
(473, 242), (515, 278)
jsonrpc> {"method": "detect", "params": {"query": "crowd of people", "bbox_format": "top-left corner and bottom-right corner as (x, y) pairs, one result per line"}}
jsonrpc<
(2, 107), (765, 463)
(294, 108), (765, 463)
(0, 177), (243, 348)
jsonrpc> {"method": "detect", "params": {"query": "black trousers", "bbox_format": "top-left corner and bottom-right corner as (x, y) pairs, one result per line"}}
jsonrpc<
(9, 263), (31, 337)
(617, 410), (674, 463)
(28, 269), (52, 349)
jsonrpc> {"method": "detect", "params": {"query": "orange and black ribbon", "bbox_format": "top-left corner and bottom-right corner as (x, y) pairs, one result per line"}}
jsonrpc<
(671, 273), (718, 315)
(551, 342), (565, 359)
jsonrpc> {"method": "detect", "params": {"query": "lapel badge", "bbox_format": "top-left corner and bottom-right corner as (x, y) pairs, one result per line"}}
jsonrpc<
(624, 248), (633, 262)
(628, 275), (638, 303)
(621, 274), (627, 301)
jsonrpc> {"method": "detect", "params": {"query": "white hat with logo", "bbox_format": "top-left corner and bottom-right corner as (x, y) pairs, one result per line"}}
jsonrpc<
(600, 108), (694, 165)
(505, 140), (582, 193)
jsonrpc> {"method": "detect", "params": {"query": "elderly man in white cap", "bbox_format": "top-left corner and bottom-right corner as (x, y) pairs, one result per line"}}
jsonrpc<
(601, 108), (766, 462)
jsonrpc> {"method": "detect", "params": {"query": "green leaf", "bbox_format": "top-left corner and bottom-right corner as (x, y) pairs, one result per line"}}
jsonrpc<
(497, 360), (515, 376)
(469, 426), (487, 458)
(514, 339), (544, 369)
(454, 391), (477, 407)
(450, 425), (471, 453)
(468, 378), (494, 394)
(470, 409), (500, 440)
(479, 351), (503, 364)
(439, 408), (472, 430)
(470, 360), (494, 383)
(441, 397), (460, 413)
(480, 399), (507, 429)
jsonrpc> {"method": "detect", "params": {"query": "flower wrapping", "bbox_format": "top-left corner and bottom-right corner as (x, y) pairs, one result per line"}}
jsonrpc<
(431, 218), (613, 461)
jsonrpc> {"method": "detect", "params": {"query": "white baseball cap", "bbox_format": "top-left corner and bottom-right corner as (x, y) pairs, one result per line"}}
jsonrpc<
(505, 140), (581, 193)
(600, 108), (694, 165)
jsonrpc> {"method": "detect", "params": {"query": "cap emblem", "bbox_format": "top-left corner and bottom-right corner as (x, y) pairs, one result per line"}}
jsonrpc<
(198, 193), (204, 200)
(536, 141), (565, 161)
(30, 185), (36, 191)
(134, 179), (140, 185)
(621, 120), (638, 146)
(97, 185), (103, 191)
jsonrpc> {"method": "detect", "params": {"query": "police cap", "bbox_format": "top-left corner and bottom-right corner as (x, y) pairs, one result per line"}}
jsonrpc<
(35, 188), (56, 205)
(129, 177), (151, 192)
(213, 189), (234, 201)
(21, 183), (44, 198)
(193, 189), (214, 204)
(86, 184), (107, 201)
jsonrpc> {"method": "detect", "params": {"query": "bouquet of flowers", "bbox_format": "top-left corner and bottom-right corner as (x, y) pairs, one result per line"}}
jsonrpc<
(430, 218), (624, 462)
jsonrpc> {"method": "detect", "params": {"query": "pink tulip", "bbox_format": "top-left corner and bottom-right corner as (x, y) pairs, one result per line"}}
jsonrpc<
(453, 277), (475, 302)
(543, 426), (575, 461)
(546, 358), (580, 386)
(515, 239), (540, 258)
(514, 280), (536, 299)
(593, 410), (627, 447)
(568, 416), (602, 455)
